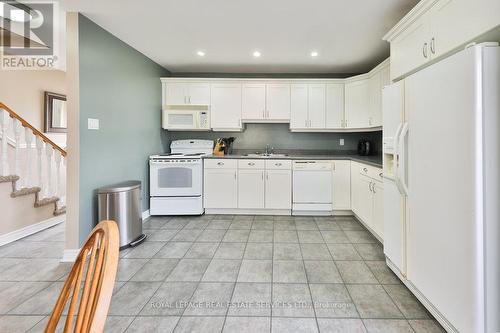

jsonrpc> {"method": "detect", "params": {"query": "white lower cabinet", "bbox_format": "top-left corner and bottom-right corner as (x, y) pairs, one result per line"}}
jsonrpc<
(204, 168), (238, 208)
(238, 169), (265, 208)
(205, 159), (292, 211)
(372, 181), (384, 240)
(265, 169), (292, 209)
(332, 160), (351, 210)
(351, 162), (384, 240)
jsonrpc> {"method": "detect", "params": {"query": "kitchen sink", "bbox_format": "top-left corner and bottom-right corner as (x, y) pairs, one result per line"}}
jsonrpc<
(243, 153), (288, 158)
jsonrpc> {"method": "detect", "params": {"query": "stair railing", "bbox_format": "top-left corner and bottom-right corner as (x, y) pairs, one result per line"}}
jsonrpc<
(0, 102), (67, 209)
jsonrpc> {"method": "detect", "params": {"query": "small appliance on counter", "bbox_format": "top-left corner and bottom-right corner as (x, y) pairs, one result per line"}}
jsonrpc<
(149, 139), (214, 215)
(357, 139), (372, 156)
(213, 137), (235, 156)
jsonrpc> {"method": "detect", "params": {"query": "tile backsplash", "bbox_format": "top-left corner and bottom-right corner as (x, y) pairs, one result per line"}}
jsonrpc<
(168, 123), (382, 155)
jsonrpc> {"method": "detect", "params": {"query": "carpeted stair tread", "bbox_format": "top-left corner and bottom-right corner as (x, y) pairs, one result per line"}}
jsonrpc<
(0, 175), (19, 183)
(11, 186), (41, 198)
(34, 196), (59, 207)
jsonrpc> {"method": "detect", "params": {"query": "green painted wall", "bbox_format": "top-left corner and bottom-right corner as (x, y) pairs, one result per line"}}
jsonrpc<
(78, 15), (170, 244)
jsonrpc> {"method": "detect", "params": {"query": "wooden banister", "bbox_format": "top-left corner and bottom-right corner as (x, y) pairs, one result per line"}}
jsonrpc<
(0, 102), (67, 157)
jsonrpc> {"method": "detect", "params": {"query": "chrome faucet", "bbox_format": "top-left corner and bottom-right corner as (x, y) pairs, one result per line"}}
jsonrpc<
(264, 144), (274, 155)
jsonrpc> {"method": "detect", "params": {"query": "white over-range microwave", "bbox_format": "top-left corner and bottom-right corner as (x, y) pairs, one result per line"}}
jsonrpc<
(162, 108), (210, 130)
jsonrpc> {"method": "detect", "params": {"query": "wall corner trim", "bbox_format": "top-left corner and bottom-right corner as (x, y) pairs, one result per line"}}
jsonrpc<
(61, 248), (80, 263)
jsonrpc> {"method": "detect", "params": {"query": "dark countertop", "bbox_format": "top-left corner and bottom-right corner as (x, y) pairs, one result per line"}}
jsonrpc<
(203, 150), (382, 168)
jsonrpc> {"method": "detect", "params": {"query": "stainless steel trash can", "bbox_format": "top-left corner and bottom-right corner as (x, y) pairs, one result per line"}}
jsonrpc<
(98, 180), (146, 250)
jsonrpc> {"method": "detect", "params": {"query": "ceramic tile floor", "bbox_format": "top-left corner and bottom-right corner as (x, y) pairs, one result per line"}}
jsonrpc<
(0, 215), (446, 333)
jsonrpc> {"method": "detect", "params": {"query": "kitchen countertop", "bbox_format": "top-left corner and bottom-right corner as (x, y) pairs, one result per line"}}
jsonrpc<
(203, 150), (382, 168)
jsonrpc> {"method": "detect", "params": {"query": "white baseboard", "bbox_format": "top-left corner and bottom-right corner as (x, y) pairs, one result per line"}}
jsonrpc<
(204, 208), (291, 216)
(142, 209), (150, 221)
(332, 210), (354, 216)
(61, 248), (80, 263)
(0, 214), (65, 247)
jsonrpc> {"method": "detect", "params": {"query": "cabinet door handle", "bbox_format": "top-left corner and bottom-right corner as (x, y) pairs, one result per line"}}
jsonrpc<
(217, 162), (224, 166)
(373, 183), (377, 194)
(430, 37), (436, 54)
(234, 171), (237, 179)
(275, 163), (282, 166)
(248, 162), (255, 166)
(423, 42), (428, 58)
(262, 171), (264, 180)
(363, 167), (368, 173)
(379, 172), (383, 178)
(266, 171), (269, 180)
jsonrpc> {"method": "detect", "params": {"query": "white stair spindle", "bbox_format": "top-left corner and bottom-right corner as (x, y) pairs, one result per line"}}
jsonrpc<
(45, 146), (54, 198)
(13, 119), (22, 183)
(61, 157), (66, 206)
(24, 129), (34, 188)
(36, 137), (44, 189)
(54, 150), (61, 204)
(0, 110), (10, 176)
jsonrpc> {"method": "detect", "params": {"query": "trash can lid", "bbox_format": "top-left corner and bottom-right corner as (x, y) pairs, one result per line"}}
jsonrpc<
(97, 180), (141, 193)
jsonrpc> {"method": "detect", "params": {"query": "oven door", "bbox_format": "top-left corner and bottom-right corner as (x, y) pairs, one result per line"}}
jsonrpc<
(150, 159), (202, 197)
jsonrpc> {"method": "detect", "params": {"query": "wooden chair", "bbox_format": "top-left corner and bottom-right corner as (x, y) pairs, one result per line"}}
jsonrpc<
(45, 220), (119, 333)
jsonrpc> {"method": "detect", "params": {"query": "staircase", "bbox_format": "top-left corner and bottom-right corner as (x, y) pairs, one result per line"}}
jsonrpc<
(0, 102), (66, 218)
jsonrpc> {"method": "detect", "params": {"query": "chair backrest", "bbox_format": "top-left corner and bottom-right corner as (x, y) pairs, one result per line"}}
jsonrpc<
(45, 220), (119, 333)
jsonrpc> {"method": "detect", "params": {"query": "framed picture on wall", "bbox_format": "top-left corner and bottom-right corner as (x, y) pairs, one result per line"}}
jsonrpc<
(44, 92), (67, 133)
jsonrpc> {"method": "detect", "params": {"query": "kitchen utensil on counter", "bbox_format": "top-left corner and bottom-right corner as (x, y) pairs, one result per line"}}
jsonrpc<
(213, 137), (235, 156)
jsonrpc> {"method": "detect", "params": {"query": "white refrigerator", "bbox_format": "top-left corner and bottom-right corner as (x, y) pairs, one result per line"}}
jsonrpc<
(383, 43), (500, 333)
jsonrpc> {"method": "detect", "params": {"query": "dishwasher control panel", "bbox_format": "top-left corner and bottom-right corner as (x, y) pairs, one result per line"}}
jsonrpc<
(292, 161), (333, 171)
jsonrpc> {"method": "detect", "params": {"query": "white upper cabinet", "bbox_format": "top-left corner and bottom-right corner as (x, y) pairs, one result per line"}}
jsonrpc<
(326, 83), (345, 129)
(389, 14), (431, 81)
(290, 83), (328, 130)
(385, 0), (500, 81)
(242, 83), (266, 120)
(345, 79), (370, 129)
(266, 84), (290, 120)
(290, 84), (309, 130)
(308, 84), (326, 129)
(210, 83), (242, 131)
(164, 82), (210, 106)
(164, 83), (188, 105)
(162, 59), (387, 132)
(187, 83), (211, 105)
(242, 83), (291, 121)
(368, 71), (382, 127)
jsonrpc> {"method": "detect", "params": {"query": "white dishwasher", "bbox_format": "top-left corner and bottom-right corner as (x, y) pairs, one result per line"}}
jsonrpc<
(292, 160), (333, 215)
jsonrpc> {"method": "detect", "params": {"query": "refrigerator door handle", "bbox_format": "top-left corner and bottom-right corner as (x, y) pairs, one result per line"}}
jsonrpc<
(393, 123), (405, 194)
(397, 122), (409, 196)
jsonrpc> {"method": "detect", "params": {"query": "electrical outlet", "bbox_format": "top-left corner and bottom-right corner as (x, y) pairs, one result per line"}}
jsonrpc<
(88, 118), (99, 130)
(339, 138), (345, 146)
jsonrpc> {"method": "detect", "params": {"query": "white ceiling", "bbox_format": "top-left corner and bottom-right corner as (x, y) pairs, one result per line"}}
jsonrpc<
(63, 0), (419, 74)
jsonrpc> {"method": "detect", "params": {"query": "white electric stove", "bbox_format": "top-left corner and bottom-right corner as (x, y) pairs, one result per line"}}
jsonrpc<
(149, 140), (213, 215)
